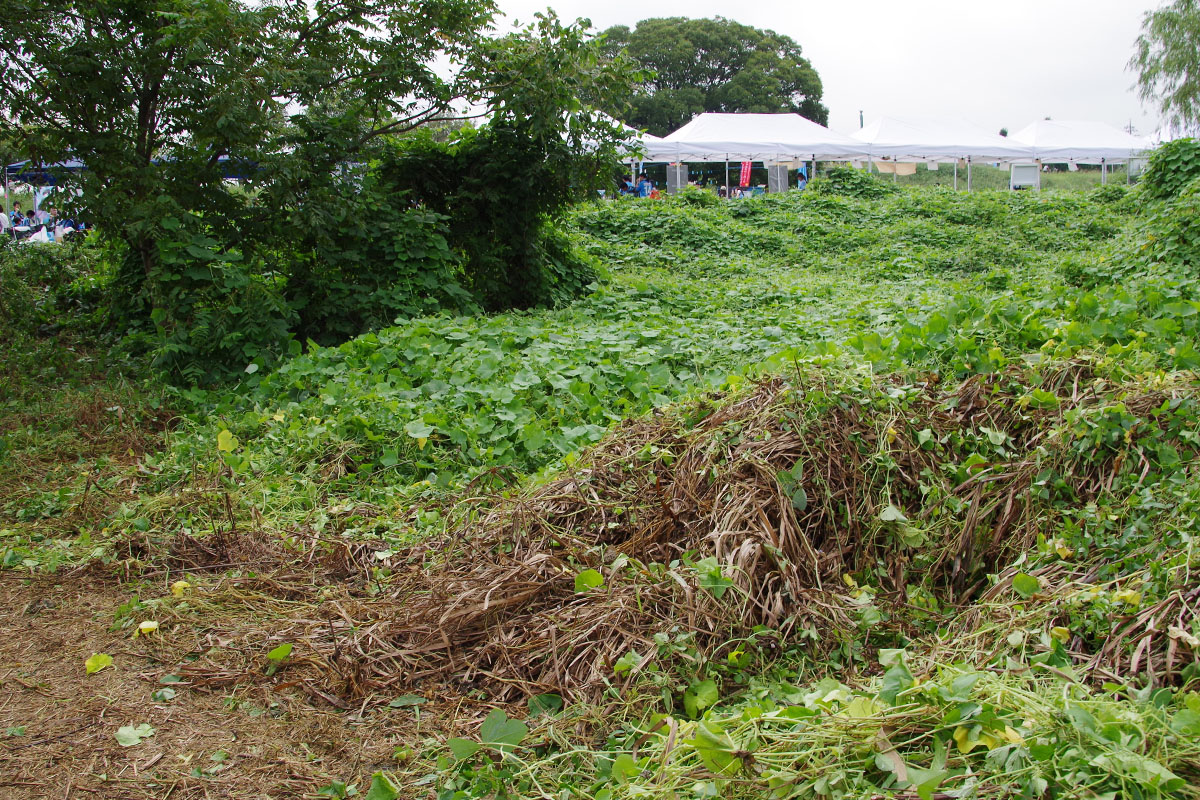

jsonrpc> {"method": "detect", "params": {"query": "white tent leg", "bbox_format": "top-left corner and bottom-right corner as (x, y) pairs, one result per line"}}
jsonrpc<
(1101, 159), (1107, 186)
(724, 157), (729, 199)
(954, 161), (958, 191)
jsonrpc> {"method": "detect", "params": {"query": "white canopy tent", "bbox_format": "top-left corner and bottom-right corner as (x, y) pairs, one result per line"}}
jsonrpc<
(1009, 120), (1152, 164)
(851, 116), (1032, 162)
(614, 124), (665, 158)
(650, 113), (864, 162)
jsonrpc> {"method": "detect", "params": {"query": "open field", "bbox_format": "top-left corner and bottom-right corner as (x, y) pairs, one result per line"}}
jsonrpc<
(3, 172), (1200, 799)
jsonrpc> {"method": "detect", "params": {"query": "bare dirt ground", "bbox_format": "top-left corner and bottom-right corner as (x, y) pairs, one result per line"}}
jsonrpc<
(0, 572), (433, 799)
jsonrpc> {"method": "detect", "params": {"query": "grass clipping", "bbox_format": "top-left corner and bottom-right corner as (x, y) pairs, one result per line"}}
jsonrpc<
(175, 366), (1199, 705)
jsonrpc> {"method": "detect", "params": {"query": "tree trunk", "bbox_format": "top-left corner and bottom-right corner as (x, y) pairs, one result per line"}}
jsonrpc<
(108, 233), (158, 327)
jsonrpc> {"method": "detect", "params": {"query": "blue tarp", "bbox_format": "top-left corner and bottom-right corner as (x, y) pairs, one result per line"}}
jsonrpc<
(5, 158), (87, 185)
(6, 155), (255, 184)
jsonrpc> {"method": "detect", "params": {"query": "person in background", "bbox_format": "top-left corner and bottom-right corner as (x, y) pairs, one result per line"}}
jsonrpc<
(619, 175), (634, 196)
(10, 202), (23, 228)
(43, 207), (59, 241)
(636, 172), (653, 198)
(25, 209), (39, 229)
(797, 166), (808, 191)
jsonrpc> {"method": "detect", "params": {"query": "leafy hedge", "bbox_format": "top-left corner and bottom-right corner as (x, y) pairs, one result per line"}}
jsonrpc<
(1139, 137), (1200, 202)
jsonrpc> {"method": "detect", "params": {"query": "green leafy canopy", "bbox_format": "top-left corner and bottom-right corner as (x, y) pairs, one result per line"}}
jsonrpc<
(1131, 0), (1200, 129)
(600, 17), (827, 136)
(0, 1), (639, 383)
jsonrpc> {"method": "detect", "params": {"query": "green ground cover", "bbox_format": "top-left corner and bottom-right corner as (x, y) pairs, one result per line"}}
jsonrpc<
(4, 162), (1200, 798)
(81, 183), (1145, 540)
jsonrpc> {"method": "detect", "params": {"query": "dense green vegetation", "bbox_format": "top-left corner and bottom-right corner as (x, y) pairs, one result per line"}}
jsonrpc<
(1, 2), (639, 384)
(4, 140), (1200, 798)
(4, 2), (1200, 794)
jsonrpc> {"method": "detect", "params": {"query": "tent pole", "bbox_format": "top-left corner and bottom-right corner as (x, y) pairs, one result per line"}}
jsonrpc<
(954, 161), (958, 191)
(724, 156), (729, 199)
(967, 157), (972, 193)
(1101, 159), (1107, 186)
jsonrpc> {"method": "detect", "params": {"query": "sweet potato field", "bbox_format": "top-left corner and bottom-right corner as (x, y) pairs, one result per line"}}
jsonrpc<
(3, 166), (1200, 799)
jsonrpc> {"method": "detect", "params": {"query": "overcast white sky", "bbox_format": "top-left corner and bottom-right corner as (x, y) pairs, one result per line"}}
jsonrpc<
(495, 0), (1165, 136)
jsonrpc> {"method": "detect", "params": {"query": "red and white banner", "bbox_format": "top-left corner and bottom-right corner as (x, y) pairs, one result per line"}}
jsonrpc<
(739, 161), (752, 187)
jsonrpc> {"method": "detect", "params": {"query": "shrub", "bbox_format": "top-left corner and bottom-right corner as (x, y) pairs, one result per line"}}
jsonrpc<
(382, 124), (601, 314)
(0, 239), (106, 336)
(1139, 137), (1200, 202)
(285, 180), (475, 345)
(145, 226), (298, 385)
(1124, 175), (1200, 276)
(809, 165), (900, 199)
(675, 186), (720, 207)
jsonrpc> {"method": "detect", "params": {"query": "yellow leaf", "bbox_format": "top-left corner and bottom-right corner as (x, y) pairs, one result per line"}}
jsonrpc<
(272, 412), (285, 422)
(85, 653), (113, 674)
(170, 580), (191, 598)
(886, 426), (898, 443)
(133, 620), (160, 638)
(953, 726), (980, 753)
(953, 727), (1002, 752)
(417, 437), (428, 451)
(842, 574), (858, 590)
(840, 696), (883, 719)
(216, 430), (238, 452)
(1054, 539), (1073, 559)
(1050, 626), (1071, 644)
(1001, 726), (1024, 745)
(1113, 588), (1141, 608)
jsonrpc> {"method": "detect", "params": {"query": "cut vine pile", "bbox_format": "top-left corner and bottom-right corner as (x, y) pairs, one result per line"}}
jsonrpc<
(163, 360), (1199, 710)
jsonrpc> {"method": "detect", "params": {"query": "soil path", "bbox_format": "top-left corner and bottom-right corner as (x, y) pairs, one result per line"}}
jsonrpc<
(0, 573), (409, 799)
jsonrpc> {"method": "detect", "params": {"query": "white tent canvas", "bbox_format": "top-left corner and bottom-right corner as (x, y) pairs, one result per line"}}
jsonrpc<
(1009, 120), (1152, 163)
(652, 113), (865, 161)
(616, 127), (665, 157)
(851, 116), (1032, 162)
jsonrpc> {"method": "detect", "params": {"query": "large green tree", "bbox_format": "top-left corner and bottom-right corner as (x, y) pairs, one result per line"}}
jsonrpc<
(0, 2), (635, 379)
(601, 16), (827, 137)
(1131, 0), (1200, 130)
(0, 0), (494, 296)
